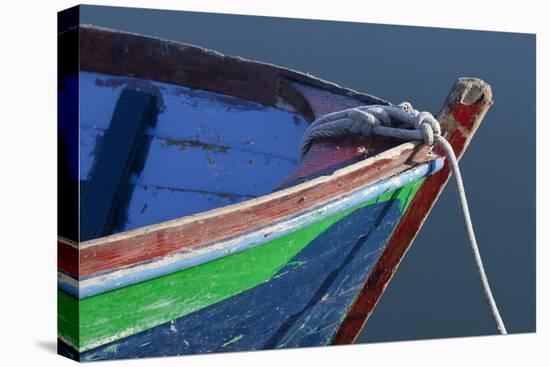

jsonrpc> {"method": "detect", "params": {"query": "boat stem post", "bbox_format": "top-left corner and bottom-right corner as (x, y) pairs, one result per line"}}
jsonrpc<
(333, 78), (494, 344)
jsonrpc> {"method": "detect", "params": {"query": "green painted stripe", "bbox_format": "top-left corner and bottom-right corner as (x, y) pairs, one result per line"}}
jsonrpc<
(59, 179), (424, 352)
(401, 177), (424, 210)
(58, 293), (79, 348)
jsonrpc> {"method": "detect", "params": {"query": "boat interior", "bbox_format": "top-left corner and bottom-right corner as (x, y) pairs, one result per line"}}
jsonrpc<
(58, 26), (410, 242)
(79, 71), (310, 235)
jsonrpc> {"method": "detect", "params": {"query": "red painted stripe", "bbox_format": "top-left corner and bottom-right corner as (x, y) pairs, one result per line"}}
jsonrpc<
(58, 240), (78, 278)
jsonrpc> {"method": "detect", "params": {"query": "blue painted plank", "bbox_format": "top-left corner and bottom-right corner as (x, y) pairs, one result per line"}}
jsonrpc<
(129, 136), (298, 196)
(80, 71), (309, 160)
(80, 127), (299, 197)
(79, 126), (103, 181)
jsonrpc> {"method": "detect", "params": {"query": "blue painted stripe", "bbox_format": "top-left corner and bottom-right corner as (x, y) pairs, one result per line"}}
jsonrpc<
(58, 157), (443, 299)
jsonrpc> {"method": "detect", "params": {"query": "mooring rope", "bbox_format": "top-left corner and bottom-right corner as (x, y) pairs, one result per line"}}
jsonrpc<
(300, 103), (507, 335)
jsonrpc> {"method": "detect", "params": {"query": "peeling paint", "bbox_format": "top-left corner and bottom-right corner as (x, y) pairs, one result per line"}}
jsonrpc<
(161, 138), (229, 153)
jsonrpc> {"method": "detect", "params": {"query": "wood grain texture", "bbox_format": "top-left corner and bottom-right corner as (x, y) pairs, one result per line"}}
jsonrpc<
(332, 78), (493, 344)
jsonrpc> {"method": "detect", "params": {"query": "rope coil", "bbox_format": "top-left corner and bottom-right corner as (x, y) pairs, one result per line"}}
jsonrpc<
(300, 103), (507, 335)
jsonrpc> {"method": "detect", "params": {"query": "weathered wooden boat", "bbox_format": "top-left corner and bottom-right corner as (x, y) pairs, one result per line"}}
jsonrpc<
(57, 16), (493, 362)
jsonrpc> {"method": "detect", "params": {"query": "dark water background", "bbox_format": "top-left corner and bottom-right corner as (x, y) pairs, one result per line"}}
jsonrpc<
(81, 5), (536, 343)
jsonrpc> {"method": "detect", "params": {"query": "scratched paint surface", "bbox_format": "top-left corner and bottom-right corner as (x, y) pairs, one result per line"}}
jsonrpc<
(58, 178), (423, 353)
(78, 71), (308, 232)
(60, 179), (422, 360)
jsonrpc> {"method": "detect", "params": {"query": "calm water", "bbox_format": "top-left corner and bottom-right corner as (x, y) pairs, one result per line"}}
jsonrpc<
(81, 5), (536, 342)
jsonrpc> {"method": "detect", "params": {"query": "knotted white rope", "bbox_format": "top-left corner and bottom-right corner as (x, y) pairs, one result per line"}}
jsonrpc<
(300, 103), (507, 335)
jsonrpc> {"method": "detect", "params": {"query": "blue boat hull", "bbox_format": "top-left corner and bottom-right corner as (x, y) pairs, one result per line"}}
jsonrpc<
(60, 199), (403, 360)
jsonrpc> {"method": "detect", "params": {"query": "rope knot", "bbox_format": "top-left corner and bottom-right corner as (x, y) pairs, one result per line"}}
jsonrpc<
(415, 111), (441, 146)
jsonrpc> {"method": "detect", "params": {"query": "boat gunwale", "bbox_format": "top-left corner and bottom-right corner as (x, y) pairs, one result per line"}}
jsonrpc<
(74, 140), (430, 250)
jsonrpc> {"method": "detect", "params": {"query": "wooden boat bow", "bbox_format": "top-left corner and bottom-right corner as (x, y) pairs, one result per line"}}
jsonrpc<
(333, 77), (493, 344)
(57, 21), (494, 360)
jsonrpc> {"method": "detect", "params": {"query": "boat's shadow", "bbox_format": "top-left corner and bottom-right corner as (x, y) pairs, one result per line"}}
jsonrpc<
(35, 340), (57, 355)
